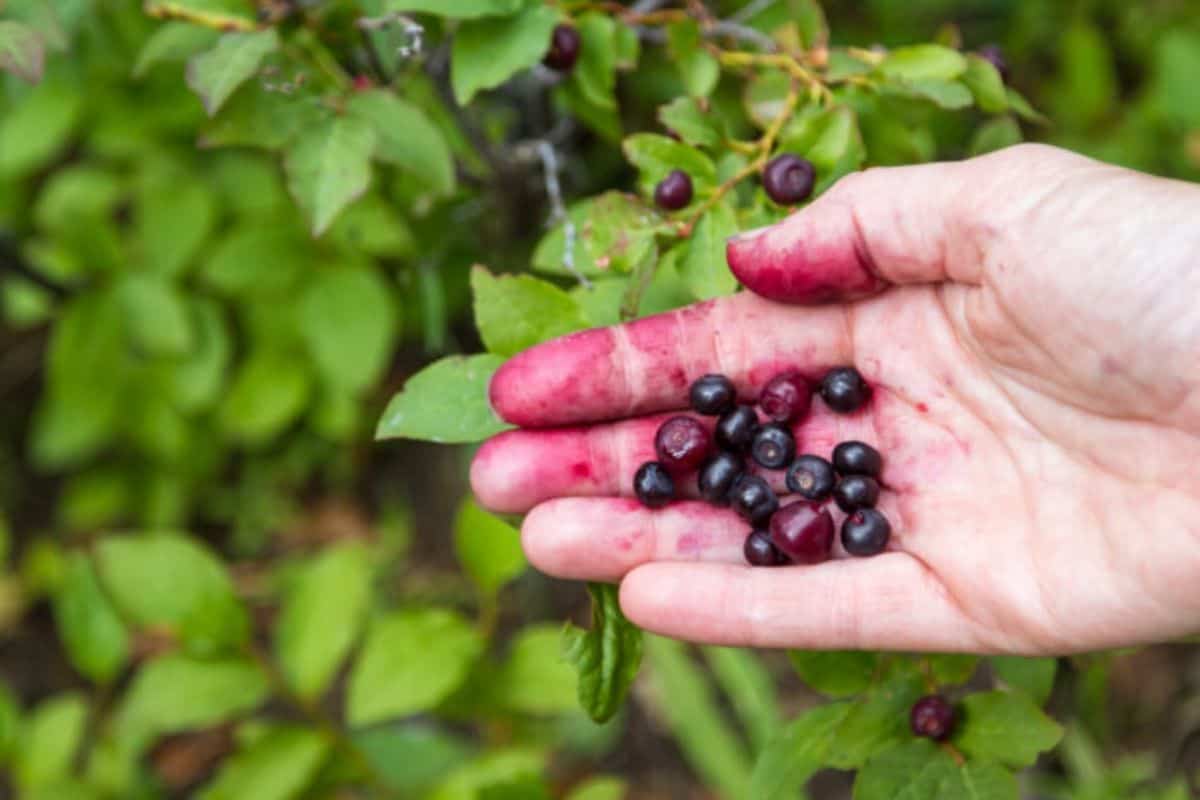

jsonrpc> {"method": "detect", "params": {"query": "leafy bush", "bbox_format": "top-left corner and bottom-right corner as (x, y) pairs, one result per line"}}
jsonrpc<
(0, 0), (1197, 798)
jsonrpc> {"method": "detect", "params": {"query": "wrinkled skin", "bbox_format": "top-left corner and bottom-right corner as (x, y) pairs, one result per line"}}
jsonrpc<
(471, 144), (1200, 655)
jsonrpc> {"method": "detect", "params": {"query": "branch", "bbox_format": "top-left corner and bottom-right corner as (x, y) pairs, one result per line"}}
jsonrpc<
(424, 43), (507, 177)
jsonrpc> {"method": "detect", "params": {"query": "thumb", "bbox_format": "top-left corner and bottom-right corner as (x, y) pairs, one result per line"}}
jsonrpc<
(726, 158), (982, 303)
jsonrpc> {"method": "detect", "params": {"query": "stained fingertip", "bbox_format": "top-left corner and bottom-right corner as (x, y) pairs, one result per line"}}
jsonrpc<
(487, 328), (620, 427)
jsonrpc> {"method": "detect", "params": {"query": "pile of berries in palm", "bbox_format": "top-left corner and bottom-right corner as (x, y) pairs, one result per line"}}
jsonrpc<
(633, 367), (891, 566)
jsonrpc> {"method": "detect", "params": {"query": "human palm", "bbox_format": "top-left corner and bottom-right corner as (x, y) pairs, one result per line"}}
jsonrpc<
(471, 144), (1200, 655)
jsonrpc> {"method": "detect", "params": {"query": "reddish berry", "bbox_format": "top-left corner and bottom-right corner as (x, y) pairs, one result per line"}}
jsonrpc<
(910, 695), (956, 740)
(833, 475), (879, 513)
(633, 462), (674, 508)
(841, 508), (891, 556)
(543, 24), (582, 72)
(730, 475), (779, 526)
(759, 370), (812, 423)
(820, 367), (871, 413)
(786, 455), (836, 501)
(769, 501), (834, 564)
(763, 154), (816, 205)
(832, 440), (882, 477)
(690, 374), (736, 416)
(715, 406), (758, 453)
(654, 169), (694, 210)
(750, 423), (795, 469)
(697, 452), (743, 505)
(744, 530), (784, 566)
(655, 416), (711, 474)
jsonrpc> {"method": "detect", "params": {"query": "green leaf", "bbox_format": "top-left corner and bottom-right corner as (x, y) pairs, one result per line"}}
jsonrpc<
(200, 225), (307, 296)
(1050, 22), (1116, 128)
(380, 0), (524, 18)
(565, 776), (627, 800)
(889, 78), (974, 110)
(454, 496), (526, 597)
(968, 116), (1022, 156)
(33, 165), (123, 231)
(136, 171), (217, 277)
(658, 96), (720, 148)
(133, 21), (218, 76)
(116, 273), (194, 358)
(219, 348), (312, 445)
(143, 0), (257, 30)
(376, 354), (511, 443)
(275, 542), (373, 700)
(94, 534), (249, 654)
(854, 740), (1017, 800)
(702, 647), (779, 753)
(953, 690), (1063, 767)
(471, 267), (590, 357)
(348, 608), (483, 726)
(1005, 88), (1048, 125)
(568, 14), (617, 111)
(117, 655), (269, 743)
(744, 70), (792, 128)
(297, 266), (396, 393)
(186, 29), (279, 116)
(961, 55), (1007, 113)
(750, 702), (853, 799)
(285, 115), (376, 236)
(0, 21), (44, 83)
(532, 192), (663, 277)
(667, 20), (719, 98)
(347, 90), (455, 195)
(163, 298), (231, 413)
(328, 194), (415, 257)
(990, 657), (1057, 705)
(428, 749), (546, 800)
(197, 726), (330, 800)
(0, 75), (82, 178)
(451, 3), (560, 104)
(643, 636), (750, 797)
(571, 278), (627, 327)
(489, 625), (579, 715)
(777, 105), (865, 190)
(1150, 31), (1200, 128)
(52, 553), (129, 684)
(15, 693), (87, 791)
(562, 582), (643, 724)
(353, 725), (473, 792)
(879, 45), (967, 81)
(623, 133), (717, 193)
(199, 80), (326, 150)
(789, 650), (879, 697)
(824, 677), (924, 770)
(680, 202), (738, 300)
(926, 654), (979, 686)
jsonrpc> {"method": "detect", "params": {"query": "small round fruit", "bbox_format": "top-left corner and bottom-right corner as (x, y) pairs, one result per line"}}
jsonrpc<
(730, 475), (779, 526)
(654, 169), (694, 211)
(690, 374), (736, 416)
(633, 462), (674, 508)
(832, 440), (883, 477)
(750, 423), (796, 469)
(769, 502), (834, 564)
(910, 695), (956, 741)
(759, 370), (812, 423)
(833, 475), (880, 513)
(543, 24), (582, 71)
(744, 530), (784, 566)
(655, 416), (711, 474)
(820, 367), (871, 413)
(786, 455), (836, 501)
(763, 153), (816, 205)
(715, 406), (759, 453)
(841, 508), (891, 556)
(975, 43), (1009, 83)
(697, 452), (743, 505)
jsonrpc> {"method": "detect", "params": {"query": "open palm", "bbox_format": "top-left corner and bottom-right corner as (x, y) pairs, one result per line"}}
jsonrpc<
(471, 144), (1200, 655)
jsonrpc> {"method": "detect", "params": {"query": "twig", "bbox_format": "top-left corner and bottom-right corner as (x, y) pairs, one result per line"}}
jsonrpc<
(630, 0), (671, 12)
(425, 43), (507, 177)
(729, 0), (775, 24)
(535, 140), (590, 289)
(709, 20), (777, 51)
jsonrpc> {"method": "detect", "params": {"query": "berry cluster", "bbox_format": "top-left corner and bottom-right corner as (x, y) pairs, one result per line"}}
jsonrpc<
(632, 367), (894, 566)
(651, 152), (817, 212)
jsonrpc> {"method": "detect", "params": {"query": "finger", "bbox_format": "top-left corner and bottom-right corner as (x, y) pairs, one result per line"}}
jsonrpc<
(489, 291), (853, 427)
(619, 558), (987, 651)
(726, 160), (985, 303)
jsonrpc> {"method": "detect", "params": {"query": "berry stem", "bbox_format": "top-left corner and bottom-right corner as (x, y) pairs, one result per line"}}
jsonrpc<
(940, 741), (967, 766)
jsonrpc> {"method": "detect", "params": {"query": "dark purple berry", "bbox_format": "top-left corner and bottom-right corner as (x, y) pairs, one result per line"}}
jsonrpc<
(750, 423), (795, 469)
(841, 508), (891, 556)
(820, 367), (871, 413)
(786, 455), (836, 501)
(654, 169), (694, 211)
(697, 452), (742, 505)
(769, 501), (834, 564)
(543, 24), (582, 72)
(832, 440), (882, 478)
(689, 374), (736, 416)
(759, 370), (812, 423)
(833, 475), (879, 513)
(633, 461), (674, 508)
(730, 475), (779, 526)
(715, 406), (758, 453)
(763, 154), (816, 205)
(744, 530), (784, 566)
(975, 43), (1009, 83)
(910, 695), (956, 741)
(655, 416), (711, 474)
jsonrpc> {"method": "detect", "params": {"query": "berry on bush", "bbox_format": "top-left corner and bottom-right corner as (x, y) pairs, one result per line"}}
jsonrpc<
(697, 452), (743, 505)
(654, 169), (694, 210)
(832, 440), (883, 477)
(744, 530), (784, 566)
(820, 366), (871, 413)
(750, 423), (795, 469)
(730, 475), (779, 526)
(763, 154), (816, 205)
(689, 374), (736, 416)
(910, 695), (956, 740)
(715, 405), (759, 452)
(769, 501), (834, 564)
(759, 370), (812, 423)
(543, 24), (582, 71)
(841, 508), (891, 556)
(633, 461), (674, 508)
(655, 416), (711, 474)
(786, 455), (836, 501)
(833, 474), (880, 513)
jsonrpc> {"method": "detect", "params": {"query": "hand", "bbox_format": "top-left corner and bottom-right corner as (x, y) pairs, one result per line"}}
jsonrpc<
(470, 144), (1200, 655)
